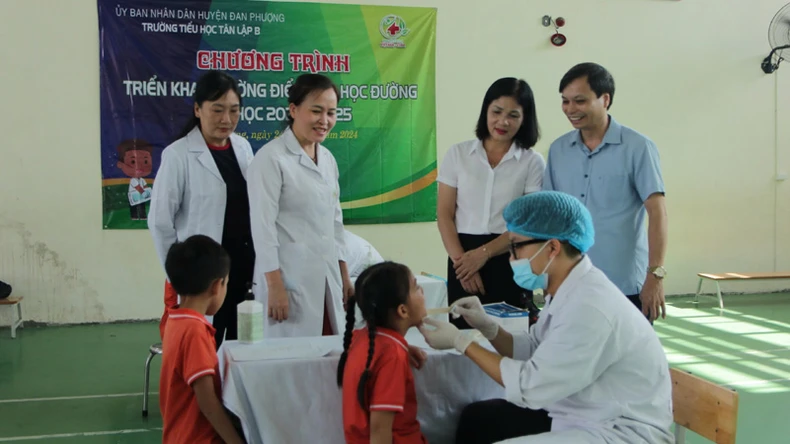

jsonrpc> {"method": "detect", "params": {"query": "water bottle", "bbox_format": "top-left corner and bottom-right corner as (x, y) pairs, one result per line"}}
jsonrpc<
(237, 283), (263, 344)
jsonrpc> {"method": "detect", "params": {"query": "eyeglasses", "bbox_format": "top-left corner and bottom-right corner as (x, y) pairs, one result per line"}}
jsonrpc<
(508, 239), (546, 258)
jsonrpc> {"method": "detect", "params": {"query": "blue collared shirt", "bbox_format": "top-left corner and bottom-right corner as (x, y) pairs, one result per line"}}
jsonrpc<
(543, 116), (665, 295)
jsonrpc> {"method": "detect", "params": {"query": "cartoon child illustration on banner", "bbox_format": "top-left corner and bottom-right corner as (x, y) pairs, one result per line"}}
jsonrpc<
(116, 139), (154, 221)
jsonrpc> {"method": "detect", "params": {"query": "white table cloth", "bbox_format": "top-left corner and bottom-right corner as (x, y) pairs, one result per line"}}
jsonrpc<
(219, 331), (503, 444)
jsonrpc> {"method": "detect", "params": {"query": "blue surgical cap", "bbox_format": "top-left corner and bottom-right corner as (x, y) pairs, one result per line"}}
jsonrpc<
(503, 191), (595, 253)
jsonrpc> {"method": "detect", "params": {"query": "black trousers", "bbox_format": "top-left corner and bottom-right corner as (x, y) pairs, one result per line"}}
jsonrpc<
(448, 234), (530, 330)
(213, 237), (255, 348)
(455, 399), (551, 444)
(627, 293), (654, 325)
(626, 294), (642, 311)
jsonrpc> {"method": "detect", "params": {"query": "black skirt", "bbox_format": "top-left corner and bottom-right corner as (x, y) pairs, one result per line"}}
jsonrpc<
(447, 233), (531, 329)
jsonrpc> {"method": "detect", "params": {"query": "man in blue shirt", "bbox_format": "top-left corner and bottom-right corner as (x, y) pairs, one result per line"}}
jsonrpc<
(543, 62), (669, 322)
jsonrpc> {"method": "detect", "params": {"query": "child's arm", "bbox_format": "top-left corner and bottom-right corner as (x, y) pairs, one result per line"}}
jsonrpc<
(369, 410), (395, 444)
(192, 376), (245, 444)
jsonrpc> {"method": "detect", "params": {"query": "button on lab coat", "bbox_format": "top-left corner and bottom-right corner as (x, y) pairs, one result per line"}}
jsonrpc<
(148, 127), (254, 268)
(247, 127), (347, 338)
(498, 256), (673, 444)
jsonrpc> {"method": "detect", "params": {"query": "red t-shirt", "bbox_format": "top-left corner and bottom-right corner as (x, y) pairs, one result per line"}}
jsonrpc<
(159, 307), (222, 444)
(342, 327), (427, 444)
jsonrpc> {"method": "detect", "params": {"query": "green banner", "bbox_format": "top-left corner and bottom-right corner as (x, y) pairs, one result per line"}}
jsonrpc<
(98, 0), (437, 228)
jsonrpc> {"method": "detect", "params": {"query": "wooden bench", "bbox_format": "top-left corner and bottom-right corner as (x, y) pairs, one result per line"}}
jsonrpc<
(671, 367), (739, 443)
(0, 296), (24, 338)
(695, 272), (790, 310)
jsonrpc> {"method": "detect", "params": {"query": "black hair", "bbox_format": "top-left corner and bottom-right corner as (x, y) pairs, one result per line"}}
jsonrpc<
(164, 234), (230, 297)
(176, 70), (242, 141)
(336, 261), (412, 410)
(560, 242), (582, 258)
(475, 77), (540, 149)
(528, 239), (582, 259)
(559, 63), (615, 110)
(537, 240), (582, 258)
(286, 73), (340, 128)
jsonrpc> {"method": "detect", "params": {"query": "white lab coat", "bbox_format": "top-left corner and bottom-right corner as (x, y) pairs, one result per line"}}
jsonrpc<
(247, 127), (347, 338)
(343, 229), (385, 277)
(497, 256), (674, 444)
(147, 127), (254, 269)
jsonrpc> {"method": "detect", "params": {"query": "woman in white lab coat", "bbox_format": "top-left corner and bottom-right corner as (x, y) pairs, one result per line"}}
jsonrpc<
(419, 191), (674, 444)
(148, 70), (255, 348)
(247, 73), (353, 338)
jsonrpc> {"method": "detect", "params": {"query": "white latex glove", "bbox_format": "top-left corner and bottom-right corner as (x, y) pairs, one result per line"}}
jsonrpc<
(418, 317), (477, 353)
(450, 296), (499, 340)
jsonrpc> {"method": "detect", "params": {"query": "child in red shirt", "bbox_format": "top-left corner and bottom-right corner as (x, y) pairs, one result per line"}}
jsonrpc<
(337, 261), (430, 444)
(159, 235), (244, 444)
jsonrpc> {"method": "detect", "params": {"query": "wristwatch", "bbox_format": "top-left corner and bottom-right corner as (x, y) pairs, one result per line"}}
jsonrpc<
(648, 266), (667, 280)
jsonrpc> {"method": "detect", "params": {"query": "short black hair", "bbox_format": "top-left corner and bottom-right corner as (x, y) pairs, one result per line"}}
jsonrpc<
(560, 242), (581, 258)
(164, 235), (230, 297)
(559, 63), (615, 110)
(475, 77), (540, 149)
(176, 70), (242, 142)
(528, 239), (582, 259)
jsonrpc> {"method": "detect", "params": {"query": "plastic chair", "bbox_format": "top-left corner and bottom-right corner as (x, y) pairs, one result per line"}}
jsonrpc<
(142, 342), (162, 417)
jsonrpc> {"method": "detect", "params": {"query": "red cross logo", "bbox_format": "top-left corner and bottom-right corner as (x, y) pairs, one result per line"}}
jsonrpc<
(387, 22), (400, 36)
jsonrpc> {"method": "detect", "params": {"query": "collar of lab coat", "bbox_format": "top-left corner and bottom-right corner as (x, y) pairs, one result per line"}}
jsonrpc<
(543, 255), (593, 313)
(281, 126), (322, 173)
(185, 127), (222, 181)
(185, 126), (248, 181)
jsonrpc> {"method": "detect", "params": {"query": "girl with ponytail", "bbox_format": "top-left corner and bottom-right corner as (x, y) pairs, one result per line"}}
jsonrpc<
(336, 261), (429, 444)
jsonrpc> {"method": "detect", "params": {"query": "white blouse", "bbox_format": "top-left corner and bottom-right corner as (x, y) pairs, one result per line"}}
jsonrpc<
(437, 139), (545, 234)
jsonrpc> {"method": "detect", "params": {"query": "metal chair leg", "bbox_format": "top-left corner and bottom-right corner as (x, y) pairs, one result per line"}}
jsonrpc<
(694, 277), (704, 304)
(716, 282), (724, 311)
(10, 307), (17, 339)
(674, 424), (686, 444)
(142, 351), (155, 417)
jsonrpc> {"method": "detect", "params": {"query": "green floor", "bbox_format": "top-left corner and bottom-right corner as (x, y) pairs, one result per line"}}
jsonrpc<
(0, 294), (788, 443)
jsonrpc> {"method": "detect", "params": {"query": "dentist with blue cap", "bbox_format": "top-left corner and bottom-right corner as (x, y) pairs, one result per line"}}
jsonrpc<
(419, 191), (673, 444)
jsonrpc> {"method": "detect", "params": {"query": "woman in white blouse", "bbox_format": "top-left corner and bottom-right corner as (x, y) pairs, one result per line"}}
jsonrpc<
(437, 77), (545, 328)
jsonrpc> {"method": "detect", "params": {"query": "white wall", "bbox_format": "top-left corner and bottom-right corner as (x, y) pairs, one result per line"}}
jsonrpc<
(1, 0), (789, 325)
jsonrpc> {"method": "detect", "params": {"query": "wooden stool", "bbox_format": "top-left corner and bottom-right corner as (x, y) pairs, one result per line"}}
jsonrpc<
(0, 296), (24, 338)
